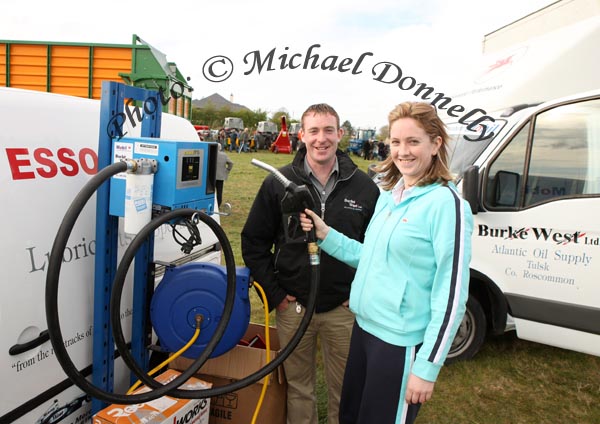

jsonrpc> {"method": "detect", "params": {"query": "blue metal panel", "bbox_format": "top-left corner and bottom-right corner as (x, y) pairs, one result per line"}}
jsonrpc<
(109, 137), (217, 217)
(150, 264), (251, 359)
(131, 236), (153, 387)
(131, 88), (161, 390)
(92, 82), (162, 413)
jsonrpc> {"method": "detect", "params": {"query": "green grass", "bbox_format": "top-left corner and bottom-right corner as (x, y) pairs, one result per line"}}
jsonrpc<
(218, 150), (600, 424)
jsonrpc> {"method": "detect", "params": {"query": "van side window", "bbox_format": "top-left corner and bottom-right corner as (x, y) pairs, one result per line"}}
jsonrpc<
(524, 99), (600, 206)
(485, 122), (529, 208)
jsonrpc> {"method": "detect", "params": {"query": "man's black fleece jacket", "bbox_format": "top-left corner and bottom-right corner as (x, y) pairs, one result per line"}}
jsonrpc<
(241, 147), (380, 313)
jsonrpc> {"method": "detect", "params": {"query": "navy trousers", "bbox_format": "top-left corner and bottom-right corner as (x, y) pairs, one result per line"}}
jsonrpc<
(339, 322), (421, 424)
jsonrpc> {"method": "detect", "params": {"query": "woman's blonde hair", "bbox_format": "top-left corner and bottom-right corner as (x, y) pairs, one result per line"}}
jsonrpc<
(376, 102), (454, 191)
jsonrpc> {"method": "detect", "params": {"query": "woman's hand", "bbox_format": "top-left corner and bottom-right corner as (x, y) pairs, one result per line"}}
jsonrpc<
(300, 209), (330, 241)
(405, 374), (435, 404)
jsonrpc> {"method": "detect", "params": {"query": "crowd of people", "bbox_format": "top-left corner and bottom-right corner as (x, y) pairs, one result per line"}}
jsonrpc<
(210, 127), (299, 153)
(205, 124), (390, 159)
(212, 127), (252, 152)
(361, 138), (389, 161)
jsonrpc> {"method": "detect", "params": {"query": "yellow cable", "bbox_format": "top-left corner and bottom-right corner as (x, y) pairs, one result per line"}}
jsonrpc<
(125, 283), (273, 424)
(251, 281), (271, 424)
(127, 315), (203, 395)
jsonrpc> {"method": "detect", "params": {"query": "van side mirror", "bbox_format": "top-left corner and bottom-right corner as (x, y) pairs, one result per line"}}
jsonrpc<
(462, 166), (480, 215)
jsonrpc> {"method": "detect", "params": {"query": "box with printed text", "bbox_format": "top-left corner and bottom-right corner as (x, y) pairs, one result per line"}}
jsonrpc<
(93, 369), (212, 424)
(170, 323), (286, 424)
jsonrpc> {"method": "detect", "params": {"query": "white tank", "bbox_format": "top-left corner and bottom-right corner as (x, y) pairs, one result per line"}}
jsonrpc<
(0, 87), (221, 423)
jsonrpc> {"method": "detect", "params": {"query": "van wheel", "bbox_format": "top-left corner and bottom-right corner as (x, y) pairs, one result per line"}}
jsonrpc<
(445, 295), (486, 364)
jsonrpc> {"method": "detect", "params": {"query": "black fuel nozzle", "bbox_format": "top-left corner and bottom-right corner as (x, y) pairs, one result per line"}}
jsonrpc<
(280, 183), (314, 214)
(280, 183), (317, 243)
(251, 159), (316, 243)
(251, 158), (315, 210)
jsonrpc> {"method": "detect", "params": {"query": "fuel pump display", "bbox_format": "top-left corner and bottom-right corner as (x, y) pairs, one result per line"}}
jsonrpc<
(110, 137), (218, 220)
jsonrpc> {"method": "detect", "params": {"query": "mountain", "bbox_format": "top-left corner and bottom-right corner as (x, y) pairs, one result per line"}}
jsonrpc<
(192, 93), (251, 112)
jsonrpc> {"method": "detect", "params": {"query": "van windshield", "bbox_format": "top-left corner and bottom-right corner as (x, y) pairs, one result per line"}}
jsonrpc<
(447, 119), (507, 179)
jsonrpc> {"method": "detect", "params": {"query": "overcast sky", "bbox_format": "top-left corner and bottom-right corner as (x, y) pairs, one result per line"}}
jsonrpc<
(2, 0), (555, 129)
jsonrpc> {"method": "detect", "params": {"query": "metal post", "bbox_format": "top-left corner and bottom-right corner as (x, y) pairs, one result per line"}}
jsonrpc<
(92, 81), (162, 413)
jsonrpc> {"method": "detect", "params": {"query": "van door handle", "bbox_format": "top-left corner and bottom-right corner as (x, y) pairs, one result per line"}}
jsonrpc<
(9, 330), (50, 355)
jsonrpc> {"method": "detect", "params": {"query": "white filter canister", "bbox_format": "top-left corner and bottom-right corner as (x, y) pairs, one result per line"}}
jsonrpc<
(124, 172), (154, 234)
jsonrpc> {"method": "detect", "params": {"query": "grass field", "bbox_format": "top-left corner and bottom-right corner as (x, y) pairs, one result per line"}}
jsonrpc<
(217, 150), (600, 424)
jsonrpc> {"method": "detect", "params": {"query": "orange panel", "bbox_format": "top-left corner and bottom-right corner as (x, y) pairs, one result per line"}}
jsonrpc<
(51, 81), (89, 97)
(93, 68), (128, 78)
(91, 86), (103, 99)
(8, 44), (47, 91)
(52, 86), (90, 97)
(93, 58), (131, 72)
(51, 45), (89, 59)
(178, 96), (183, 117)
(10, 44), (47, 61)
(50, 45), (89, 97)
(184, 98), (190, 119)
(91, 47), (132, 99)
(51, 65), (88, 77)
(93, 47), (131, 60)
(10, 63), (47, 75)
(0, 44), (5, 86)
(10, 74), (46, 84)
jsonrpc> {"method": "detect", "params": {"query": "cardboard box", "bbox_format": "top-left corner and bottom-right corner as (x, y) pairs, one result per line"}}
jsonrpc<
(93, 369), (212, 424)
(170, 323), (287, 424)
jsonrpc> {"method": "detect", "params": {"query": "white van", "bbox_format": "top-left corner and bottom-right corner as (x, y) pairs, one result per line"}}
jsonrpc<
(444, 3), (600, 361)
(446, 89), (600, 361)
(0, 87), (221, 423)
(255, 121), (278, 150)
(223, 117), (244, 131)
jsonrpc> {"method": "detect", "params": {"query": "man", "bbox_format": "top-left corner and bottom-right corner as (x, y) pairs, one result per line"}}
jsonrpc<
(238, 127), (250, 153)
(215, 144), (233, 207)
(228, 128), (238, 152)
(362, 138), (372, 160)
(241, 104), (379, 424)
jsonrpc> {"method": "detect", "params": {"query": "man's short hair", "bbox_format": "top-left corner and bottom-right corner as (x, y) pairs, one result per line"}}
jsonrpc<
(301, 103), (340, 130)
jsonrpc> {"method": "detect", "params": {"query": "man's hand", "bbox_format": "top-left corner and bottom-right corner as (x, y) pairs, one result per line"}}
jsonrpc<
(276, 294), (297, 312)
(405, 374), (435, 404)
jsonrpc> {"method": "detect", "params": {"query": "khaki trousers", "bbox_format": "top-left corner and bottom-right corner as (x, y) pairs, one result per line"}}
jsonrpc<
(276, 303), (354, 424)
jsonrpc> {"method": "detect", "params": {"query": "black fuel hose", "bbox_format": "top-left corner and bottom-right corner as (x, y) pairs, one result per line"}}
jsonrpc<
(45, 162), (236, 404)
(46, 159), (322, 403)
(108, 208), (236, 396)
(110, 222), (320, 399)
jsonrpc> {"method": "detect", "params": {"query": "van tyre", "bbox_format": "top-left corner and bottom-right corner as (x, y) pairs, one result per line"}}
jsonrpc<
(446, 294), (486, 364)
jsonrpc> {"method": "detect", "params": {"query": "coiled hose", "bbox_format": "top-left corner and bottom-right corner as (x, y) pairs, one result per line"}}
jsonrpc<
(46, 160), (320, 404)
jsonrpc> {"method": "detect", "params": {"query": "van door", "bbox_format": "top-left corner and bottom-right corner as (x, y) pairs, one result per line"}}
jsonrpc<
(476, 95), (600, 356)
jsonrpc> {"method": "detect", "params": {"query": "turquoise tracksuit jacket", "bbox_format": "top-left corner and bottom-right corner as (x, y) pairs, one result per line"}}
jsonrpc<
(319, 182), (473, 382)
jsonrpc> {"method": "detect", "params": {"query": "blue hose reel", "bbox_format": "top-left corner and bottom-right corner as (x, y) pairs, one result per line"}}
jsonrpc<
(150, 262), (251, 358)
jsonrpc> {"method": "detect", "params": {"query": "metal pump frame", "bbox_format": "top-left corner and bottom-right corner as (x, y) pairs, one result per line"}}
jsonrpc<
(92, 81), (163, 413)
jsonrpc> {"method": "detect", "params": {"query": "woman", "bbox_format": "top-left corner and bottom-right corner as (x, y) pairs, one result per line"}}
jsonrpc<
(300, 102), (473, 424)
